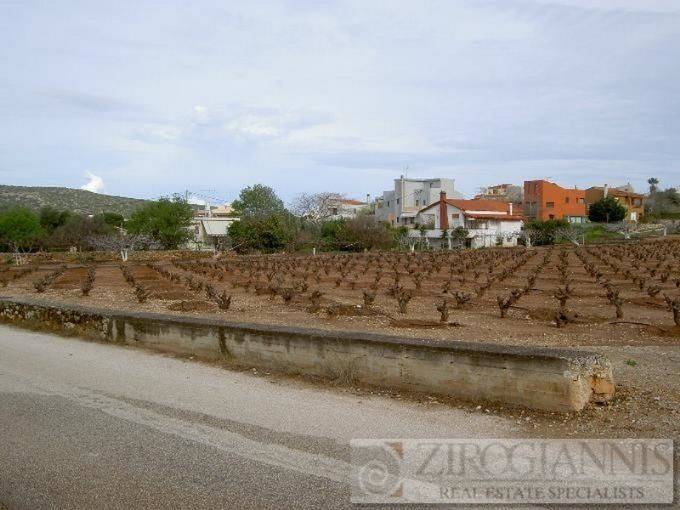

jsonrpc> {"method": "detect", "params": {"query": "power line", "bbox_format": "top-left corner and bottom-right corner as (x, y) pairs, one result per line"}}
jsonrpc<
(185, 189), (231, 205)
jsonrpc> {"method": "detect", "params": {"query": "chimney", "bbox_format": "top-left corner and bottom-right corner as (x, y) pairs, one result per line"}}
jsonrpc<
(509, 202), (513, 215)
(603, 184), (608, 198)
(439, 191), (449, 230)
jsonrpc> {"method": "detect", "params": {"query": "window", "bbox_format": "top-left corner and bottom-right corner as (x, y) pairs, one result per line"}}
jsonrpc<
(396, 198), (400, 204)
(577, 198), (584, 204)
(387, 201), (390, 207)
(466, 219), (487, 229)
(415, 200), (419, 206)
(565, 197), (570, 204)
(633, 198), (642, 206)
(546, 201), (555, 208)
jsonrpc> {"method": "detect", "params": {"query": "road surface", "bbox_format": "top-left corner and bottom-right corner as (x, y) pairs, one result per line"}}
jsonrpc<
(0, 325), (516, 509)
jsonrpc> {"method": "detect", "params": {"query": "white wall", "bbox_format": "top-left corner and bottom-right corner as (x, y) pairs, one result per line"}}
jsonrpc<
(418, 203), (464, 229)
(379, 178), (456, 226)
(467, 220), (523, 247)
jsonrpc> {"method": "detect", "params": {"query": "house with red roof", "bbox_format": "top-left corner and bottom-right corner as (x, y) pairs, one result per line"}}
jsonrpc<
(329, 197), (369, 219)
(412, 191), (524, 248)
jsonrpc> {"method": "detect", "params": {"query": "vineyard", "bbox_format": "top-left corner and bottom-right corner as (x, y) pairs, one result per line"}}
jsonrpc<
(1, 238), (679, 347)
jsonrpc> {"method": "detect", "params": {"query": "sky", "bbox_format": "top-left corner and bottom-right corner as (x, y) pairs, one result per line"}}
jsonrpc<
(1, 0), (679, 204)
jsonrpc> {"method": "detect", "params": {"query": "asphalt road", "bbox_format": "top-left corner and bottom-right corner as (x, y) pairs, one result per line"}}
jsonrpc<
(0, 325), (515, 509)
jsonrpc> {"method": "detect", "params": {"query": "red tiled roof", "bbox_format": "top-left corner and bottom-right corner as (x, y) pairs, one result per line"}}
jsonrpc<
(465, 213), (524, 221)
(418, 198), (522, 216)
(445, 199), (510, 212)
(341, 199), (366, 205)
(600, 188), (645, 198)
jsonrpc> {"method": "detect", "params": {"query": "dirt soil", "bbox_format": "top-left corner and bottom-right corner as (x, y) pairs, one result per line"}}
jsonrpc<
(1, 240), (679, 440)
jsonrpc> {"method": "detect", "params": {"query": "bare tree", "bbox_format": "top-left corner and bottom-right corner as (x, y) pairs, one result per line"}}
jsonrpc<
(290, 192), (345, 222)
(602, 222), (666, 240)
(554, 224), (586, 246)
(86, 233), (158, 260)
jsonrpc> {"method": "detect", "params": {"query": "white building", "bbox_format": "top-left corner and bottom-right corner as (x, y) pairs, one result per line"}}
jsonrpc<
(411, 192), (524, 249)
(194, 202), (236, 218)
(189, 203), (239, 250)
(375, 176), (464, 227)
(328, 198), (369, 220)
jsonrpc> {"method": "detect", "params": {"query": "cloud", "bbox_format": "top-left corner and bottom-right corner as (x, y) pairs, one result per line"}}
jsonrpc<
(529, 0), (680, 13)
(1, 0), (679, 201)
(313, 150), (462, 170)
(224, 110), (334, 140)
(80, 172), (104, 193)
(192, 105), (210, 124)
(226, 115), (281, 138)
(46, 89), (146, 115)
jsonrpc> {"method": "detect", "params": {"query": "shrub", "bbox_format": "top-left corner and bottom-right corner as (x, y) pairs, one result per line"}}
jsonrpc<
(522, 219), (570, 245)
(588, 196), (627, 223)
(134, 285), (149, 303)
(228, 212), (298, 253)
(126, 195), (194, 249)
(320, 217), (399, 251)
(215, 292), (232, 310)
(81, 266), (96, 296)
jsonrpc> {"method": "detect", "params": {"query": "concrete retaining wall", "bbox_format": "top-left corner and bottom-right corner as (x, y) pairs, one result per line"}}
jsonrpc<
(0, 297), (614, 412)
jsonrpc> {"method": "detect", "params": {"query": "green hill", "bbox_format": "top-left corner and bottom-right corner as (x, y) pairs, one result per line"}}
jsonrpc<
(0, 185), (151, 218)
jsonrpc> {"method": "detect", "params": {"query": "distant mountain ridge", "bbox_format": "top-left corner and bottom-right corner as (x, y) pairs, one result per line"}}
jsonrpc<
(0, 185), (151, 217)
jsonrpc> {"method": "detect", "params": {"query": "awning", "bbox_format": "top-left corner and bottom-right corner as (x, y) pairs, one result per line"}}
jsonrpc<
(201, 220), (232, 236)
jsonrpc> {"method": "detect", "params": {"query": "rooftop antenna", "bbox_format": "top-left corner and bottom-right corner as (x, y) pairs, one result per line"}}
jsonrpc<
(403, 165), (409, 178)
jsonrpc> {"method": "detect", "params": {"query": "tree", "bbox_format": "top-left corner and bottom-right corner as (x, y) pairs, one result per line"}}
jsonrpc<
(231, 184), (284, 218)
(646, 185), (680, 218)
(555, 223), (588, 245)
(588, 196), (627, 223)
(97, 212), (125, 228)
(228, 185), (298, 252)
(228, 211), (298, 253)
(320, 217), (398, 251)
(47, 214), (115, 250)
(290, 192), (343, 222)
(451, 227), (469, 243)
(648, 177), (659, 195)
(39, 206), (71, 233)
(126, 195), (194, 249)
(86, 232), (158, 260)
(522, 219), (570, 245)
(0, 207), (44, 254)
(505, 185), (523, 203)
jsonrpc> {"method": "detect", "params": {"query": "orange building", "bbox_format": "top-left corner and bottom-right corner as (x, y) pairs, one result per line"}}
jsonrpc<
(523, 180), (587, 223)
(585, 185), (645, 222)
